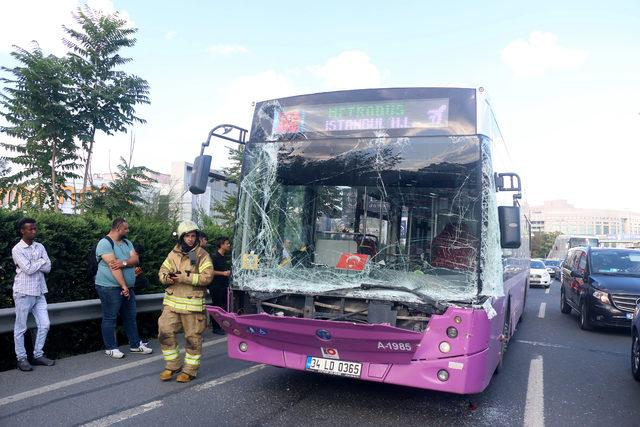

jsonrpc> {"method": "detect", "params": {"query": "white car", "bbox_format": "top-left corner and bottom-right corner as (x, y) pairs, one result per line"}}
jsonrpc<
(529, 259), (551, 288)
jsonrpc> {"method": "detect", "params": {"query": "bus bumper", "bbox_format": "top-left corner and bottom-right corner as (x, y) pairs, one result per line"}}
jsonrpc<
(224, 333), (491, 394)
(209, 304), (493, 395)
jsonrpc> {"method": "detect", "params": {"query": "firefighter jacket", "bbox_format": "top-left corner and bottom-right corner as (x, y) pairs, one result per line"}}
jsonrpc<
(159, 244), (213, 313)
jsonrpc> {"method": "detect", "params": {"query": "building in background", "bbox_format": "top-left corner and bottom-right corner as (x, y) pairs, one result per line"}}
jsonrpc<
(529, 200), (640, 247)
(2, 161), (236, 224)
(169, 161), (236, 223)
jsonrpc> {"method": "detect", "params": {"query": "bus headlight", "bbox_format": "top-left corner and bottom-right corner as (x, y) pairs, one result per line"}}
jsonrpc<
(437, 369), (449, 381)
(239, 342), (248, 352)
(593, 290), (610, 305)
(439, 341), (451, 353)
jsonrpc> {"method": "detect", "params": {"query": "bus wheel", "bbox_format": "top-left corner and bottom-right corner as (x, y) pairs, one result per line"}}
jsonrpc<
(495, 301), (511, 374)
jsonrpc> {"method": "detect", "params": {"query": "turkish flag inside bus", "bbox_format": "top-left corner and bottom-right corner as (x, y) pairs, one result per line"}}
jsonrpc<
(335, 253), (369, 271)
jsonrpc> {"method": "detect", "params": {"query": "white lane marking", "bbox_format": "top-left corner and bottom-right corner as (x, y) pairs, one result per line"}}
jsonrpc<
(538, 303), (546, 318)
(80, 400), (163, 427)
(545, 287), (550, 294)
(81, 363), (267, 426)
(516, 340), (570, 350)
(194, 364), (267, 391)
(523, 355), (545, 427)
(0, 337), (227, 407)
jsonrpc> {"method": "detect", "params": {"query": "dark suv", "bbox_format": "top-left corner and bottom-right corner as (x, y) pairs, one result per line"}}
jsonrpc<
(560, 247), (640, 330)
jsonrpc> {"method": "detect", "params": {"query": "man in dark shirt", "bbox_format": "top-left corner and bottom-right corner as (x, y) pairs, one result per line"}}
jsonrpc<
(208, 237), (231, 334)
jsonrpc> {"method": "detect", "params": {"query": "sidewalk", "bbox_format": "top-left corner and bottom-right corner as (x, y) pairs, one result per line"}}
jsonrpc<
(0, 334), (226, 407)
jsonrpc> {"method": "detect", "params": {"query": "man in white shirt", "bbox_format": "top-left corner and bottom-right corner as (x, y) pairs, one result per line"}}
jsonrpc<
(12, 218), (55, 371)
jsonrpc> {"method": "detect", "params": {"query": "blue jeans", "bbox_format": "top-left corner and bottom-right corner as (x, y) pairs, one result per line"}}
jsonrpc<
(13, 293), (50, 360)
(96, 286), (141, 350)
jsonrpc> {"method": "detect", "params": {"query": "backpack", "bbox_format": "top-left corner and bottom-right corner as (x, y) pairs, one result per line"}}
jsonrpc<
(88, 236), (130, 280)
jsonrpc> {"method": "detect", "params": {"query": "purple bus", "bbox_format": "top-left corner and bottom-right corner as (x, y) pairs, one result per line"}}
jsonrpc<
(195, 87), (530, 394)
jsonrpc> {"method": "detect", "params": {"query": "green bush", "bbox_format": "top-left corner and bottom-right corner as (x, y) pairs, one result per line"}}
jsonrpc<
(0, 208), (232, 370)
(0, 210), (169, 306)
(1, 209), (233, 308)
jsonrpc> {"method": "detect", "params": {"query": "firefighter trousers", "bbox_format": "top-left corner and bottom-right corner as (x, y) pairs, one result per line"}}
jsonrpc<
(158, 307), (206, 377)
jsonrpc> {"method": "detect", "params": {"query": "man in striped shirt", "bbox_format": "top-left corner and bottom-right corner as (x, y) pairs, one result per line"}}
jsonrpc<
(12, 218), (55, 371)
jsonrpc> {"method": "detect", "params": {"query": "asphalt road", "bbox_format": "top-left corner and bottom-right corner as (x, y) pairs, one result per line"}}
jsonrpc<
(1, 280), (639, 426)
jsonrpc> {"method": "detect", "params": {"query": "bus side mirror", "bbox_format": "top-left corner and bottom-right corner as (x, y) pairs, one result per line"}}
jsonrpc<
(188, 155), (212, 195)
(498, 206), (521, 249)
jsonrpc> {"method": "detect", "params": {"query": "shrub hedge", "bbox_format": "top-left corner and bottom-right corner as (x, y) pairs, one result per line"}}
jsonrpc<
(0, 209), (181, 308)
(0, 208), (231, 370)
(1, 208), (232, 308)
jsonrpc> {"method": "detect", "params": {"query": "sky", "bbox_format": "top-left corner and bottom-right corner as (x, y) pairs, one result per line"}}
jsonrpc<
(1, 0), (639, 211)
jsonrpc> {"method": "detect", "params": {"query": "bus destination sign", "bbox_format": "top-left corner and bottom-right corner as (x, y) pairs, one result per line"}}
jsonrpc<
(271, 98), (449, 135)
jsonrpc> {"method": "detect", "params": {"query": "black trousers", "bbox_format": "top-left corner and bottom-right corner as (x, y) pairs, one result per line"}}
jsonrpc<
(207, 284), (228, 331)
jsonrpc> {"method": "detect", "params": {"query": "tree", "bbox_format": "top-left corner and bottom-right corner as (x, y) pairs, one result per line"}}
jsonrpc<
(142, 185), (182, 224)
(196, 207), (233, 242)
(63, 5), (150, 191)
(80, 156), (157, 218)
(213, 145), (243, 228)
(531, 231), (562, 259)
(0, 45), (81, 209)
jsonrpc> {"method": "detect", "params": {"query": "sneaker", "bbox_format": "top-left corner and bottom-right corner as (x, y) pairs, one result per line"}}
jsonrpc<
(130, 341), (153, 354)
(105, 349), (125, 359)
(32, 356), (55, 366)
(17, 358), (33, 371)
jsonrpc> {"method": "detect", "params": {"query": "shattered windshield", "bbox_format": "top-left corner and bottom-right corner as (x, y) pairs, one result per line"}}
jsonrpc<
(232, 133), (488, 303)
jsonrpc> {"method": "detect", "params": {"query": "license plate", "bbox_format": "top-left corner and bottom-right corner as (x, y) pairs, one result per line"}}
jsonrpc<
(627, 313), (633, 320)
(305, 356), (362, 378)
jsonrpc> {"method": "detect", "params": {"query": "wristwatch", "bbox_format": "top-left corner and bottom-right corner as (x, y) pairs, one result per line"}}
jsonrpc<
(122, 261), (128, 267)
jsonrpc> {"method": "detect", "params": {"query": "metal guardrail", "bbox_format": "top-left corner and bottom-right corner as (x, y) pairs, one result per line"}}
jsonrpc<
(0, 293), (164, 334)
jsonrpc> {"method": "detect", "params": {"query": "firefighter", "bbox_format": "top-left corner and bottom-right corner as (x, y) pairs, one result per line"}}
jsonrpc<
(157, 221), (213, 382)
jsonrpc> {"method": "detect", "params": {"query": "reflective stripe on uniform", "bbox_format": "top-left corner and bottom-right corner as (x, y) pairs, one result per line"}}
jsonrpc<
(163, 293), (204, 312)
(184, 352), (201, 366)
(162, 259), (172, 270)
(162, 346), (179, 361)
(199, 261), (212, 273)
(191, 273), (199, 285)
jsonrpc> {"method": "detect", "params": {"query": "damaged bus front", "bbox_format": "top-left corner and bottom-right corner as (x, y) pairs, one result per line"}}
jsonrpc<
(198, 87), (529, 394)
